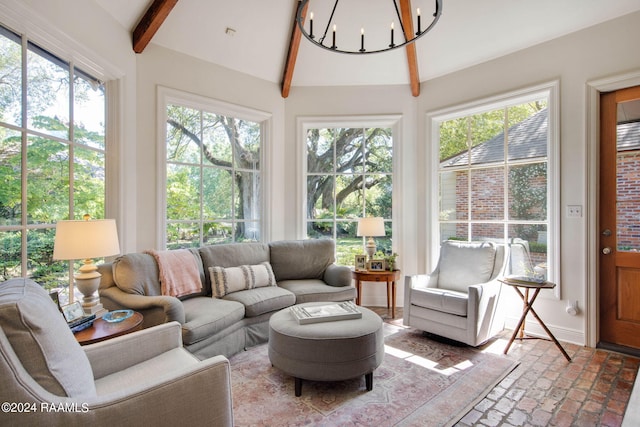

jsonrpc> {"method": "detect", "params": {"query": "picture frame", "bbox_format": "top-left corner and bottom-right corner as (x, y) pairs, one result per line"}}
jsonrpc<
(354, 255), (367, 271)
(367, 259), (386, 272)
(61, 301), (85, 323)
(49, 291), (63, 313)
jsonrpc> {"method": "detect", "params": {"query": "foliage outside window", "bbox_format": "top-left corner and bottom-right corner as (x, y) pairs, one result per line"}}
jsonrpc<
(0, 24), (106, 303)
(437, 95), (553, 279)
(163, 98), (263, 248)
(305, 126), (394, 266)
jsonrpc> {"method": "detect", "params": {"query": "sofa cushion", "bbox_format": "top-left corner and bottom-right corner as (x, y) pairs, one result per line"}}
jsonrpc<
(409, 287), (469, 316)
(437, 241), (496, 292)
(181, 298), (245, 345)
(209, 262), (276, 298)
(278, 279), (357, 303)
(223, 287), (296, 317)
(269, 239), (335, 281)
(0, 278), (96, 397)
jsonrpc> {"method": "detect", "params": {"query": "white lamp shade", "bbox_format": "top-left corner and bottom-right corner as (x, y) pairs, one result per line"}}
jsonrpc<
(53, 219), (120, 260)
(356, 217), (385, 237)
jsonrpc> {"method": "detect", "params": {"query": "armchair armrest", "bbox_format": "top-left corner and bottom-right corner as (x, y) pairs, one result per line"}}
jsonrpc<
(466, 278), (503, 338)
(86, 355), (233, 426)
(323, 264), (352, 287)
(84, 322), (183, 379)
(99, 286), (185, 324)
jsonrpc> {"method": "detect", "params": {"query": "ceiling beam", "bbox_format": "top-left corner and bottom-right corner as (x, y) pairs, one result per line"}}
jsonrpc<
(133, 0), (179, 54)
(399, 0), (420, 97)
(281, 1), (308, 98)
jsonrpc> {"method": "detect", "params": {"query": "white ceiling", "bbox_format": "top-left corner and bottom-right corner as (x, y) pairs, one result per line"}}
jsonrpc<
(94, 0), (640, 88)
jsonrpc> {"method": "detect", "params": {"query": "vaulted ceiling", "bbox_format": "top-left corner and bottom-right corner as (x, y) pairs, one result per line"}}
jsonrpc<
(95, 0), (640, 97)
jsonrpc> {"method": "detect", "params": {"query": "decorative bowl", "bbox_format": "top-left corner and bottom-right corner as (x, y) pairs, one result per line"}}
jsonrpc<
(103, 310), (134, 323)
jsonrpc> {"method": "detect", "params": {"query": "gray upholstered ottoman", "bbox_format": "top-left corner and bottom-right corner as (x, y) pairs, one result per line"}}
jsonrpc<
(268, 302), (384, 396)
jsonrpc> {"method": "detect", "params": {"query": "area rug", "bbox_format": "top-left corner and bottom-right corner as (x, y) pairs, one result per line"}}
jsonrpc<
(229, 326), (518, 427)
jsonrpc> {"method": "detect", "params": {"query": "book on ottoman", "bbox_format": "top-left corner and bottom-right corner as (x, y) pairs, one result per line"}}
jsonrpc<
(290, 301), (362, 324)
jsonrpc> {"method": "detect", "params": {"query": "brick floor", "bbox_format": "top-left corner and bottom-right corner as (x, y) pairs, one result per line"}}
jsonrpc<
(371, 306), (640, 427)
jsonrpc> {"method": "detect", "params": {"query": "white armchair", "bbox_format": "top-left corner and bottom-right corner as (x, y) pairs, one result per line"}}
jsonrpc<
(403, 241), (507, 346)
(0, 278), (233, 426)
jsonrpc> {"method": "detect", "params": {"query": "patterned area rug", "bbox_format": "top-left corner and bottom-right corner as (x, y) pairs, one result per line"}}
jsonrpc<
(229, 326), (518, 427)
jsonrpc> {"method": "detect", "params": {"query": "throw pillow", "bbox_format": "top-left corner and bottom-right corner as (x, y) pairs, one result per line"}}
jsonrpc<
(209, 262), (276, 298)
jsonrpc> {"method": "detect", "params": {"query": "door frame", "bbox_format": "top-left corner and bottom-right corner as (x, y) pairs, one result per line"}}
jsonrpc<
(586, 70), (640, 348)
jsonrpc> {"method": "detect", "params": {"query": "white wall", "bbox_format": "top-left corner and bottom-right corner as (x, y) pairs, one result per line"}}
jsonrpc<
(416, 11), (640, 345)
(284, 86), (420, 307)
(0, 0), (138, 252)
(134, 45), (286, 250)
(8, 1), (640, 345)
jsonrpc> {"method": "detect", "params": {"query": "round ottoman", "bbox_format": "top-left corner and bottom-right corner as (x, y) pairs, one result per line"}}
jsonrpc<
(268, 302), (384, 396)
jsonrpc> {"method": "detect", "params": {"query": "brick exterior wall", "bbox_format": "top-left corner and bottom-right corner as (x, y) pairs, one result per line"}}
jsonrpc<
(617, 150), (640, 250)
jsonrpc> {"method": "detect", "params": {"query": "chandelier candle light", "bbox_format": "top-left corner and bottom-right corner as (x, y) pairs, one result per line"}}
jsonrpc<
(357, 217), (386, 260)
(53, 215), (120, 316)
(297, 0), (442, 55)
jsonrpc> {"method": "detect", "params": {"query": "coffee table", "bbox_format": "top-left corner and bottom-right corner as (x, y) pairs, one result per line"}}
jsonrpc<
(75, 311), (143, 345)
(268, 302), (384, 396)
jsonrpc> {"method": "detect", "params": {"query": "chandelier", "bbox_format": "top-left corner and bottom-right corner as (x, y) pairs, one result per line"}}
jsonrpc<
(296, 0), (443, 55)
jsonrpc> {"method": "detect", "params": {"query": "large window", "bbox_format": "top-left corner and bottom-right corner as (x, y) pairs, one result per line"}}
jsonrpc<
(431, 83), (559, 286)
(0, 24), (107, 302)
(303, 119), (396, 266)
(160, 89), (268, 248)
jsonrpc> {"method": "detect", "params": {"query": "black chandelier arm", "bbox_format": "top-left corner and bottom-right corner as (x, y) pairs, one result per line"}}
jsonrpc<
(318, 0), (341, 46)
(296, 0), (443, 55)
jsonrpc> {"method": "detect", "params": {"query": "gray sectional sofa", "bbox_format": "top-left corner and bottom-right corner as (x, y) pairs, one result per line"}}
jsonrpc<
(98, 239), (356, 360)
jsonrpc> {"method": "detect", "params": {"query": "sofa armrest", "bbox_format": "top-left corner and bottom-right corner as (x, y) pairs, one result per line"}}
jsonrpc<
(99, 286), (185, 324)
(84, 322), (183, 379)
(323, 264), (352, 287)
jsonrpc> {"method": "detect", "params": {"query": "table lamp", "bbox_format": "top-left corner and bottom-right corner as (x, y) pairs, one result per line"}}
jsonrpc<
(53, 215), (120, 315)
(357, 217), (385, 260)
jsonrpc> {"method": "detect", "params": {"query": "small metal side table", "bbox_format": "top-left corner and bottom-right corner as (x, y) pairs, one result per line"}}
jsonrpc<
(351, 269), (401, 318)
(500, 278), (571, 362)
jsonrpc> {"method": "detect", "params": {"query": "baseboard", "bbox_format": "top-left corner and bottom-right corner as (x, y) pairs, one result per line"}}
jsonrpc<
(504, 316), (584, 346)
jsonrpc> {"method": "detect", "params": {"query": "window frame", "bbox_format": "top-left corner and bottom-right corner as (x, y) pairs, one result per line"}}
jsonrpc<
(297, 115), (401, 260)
(0, 21), (111, 303)
(426, 81), (561, 298)
(157, 86), (272, 248)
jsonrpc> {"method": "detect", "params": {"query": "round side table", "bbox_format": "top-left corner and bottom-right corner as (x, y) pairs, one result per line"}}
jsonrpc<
(74, 311), (143, 346)
(351, 269), (401, 318)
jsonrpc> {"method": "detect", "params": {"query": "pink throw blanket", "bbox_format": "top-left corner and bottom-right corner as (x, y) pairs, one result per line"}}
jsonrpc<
(146, 249), (202, 297)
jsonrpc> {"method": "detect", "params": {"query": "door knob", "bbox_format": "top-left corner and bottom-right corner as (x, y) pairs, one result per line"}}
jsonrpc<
(602, 247), (612, 255)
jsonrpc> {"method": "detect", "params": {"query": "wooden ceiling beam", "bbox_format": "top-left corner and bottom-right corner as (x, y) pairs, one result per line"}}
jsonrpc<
(399, 0), (420, 97)
(281, 1), (307, 98)
(133, 0), (179, 54)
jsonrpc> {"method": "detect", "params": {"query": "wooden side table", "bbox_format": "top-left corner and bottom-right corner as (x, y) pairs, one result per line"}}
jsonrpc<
(500, 278), (571, 362)
(74, 311), (143, 346)
(351, 269), (402, 318)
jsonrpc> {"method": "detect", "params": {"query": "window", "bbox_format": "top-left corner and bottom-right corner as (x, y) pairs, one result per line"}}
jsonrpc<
(160, 88), (269, 248)
(0, 24), (107, 302)
(302, 118), (397, 266)
(430, 82), (559, 288)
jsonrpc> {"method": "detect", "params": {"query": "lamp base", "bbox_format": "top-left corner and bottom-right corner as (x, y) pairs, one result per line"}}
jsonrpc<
(75, 259), (105, 317)
(365, 237), (377, 260)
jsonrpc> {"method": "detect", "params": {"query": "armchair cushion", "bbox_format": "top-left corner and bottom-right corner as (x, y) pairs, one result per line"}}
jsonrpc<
(438, 241), (497, 292)
(410, 287), (469, 316)
(0, 278), (96, 398)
